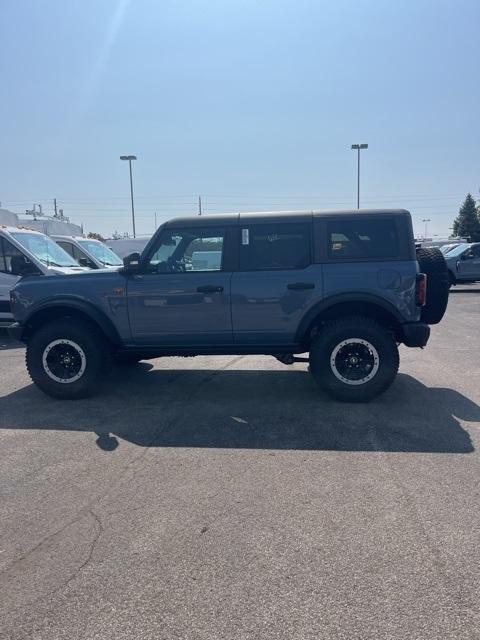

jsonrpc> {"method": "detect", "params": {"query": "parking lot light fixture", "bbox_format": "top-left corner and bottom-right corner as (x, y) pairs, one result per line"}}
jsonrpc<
(351, 144), (368, 209)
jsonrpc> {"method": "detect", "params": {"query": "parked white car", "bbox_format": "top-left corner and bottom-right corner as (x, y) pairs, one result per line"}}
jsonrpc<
(0, 227), (88, 327)
(51, 235), (123, 269)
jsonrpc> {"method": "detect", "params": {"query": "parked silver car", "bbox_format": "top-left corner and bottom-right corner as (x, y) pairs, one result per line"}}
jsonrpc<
(444, 242), (480, 285)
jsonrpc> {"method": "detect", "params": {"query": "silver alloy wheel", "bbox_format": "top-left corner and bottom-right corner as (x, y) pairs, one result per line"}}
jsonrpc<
(330, 338), (380, 386)
(42, 339), (87, 384)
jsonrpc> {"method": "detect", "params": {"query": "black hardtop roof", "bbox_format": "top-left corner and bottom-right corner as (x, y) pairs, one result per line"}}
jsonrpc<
(164, 209), (410, 228)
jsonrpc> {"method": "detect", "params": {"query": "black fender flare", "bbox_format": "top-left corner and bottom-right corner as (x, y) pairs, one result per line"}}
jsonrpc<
(295, 293), (405, 344)
(23, 296), (122, 345)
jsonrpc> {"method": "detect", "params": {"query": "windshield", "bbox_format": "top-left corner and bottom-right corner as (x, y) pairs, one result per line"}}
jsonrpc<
(440, 244), (458, 254)
(77, 239), (123, 266)
(444, 243), (471, 258)
(10, 232), (79, 267)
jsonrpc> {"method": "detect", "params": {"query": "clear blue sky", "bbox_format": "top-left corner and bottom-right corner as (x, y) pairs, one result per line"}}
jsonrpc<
(1, 0), (479, 238)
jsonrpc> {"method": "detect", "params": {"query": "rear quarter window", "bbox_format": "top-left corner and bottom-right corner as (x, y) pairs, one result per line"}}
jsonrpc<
(327, 218), (399, 260)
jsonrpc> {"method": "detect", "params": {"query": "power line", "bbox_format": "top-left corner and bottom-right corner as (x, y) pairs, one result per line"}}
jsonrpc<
(1, 191), (472, 204)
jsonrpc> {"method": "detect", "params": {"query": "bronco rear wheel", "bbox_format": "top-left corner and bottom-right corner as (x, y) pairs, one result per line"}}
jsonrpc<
(309, 316), (399, 402)
(26, 320), (111, 399)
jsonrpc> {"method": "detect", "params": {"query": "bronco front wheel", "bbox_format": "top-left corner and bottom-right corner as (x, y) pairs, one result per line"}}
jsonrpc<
(26, 320), (110, 399)
(309, 316), (399, 402)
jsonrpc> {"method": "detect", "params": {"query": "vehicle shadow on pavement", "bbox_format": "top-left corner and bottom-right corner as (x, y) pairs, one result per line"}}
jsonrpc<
(0, 331), (22, 351)
(450, 287), (480, 293)
(0, 367), (477, 454)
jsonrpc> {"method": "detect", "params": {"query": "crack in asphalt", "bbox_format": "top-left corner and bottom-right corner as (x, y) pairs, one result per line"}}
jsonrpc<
(0, 355), (245, 595)
(24, 509), (104, 610)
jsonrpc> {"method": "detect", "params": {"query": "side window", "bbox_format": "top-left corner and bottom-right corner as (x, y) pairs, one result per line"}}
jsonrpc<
(72, 246), (96, 269)
(147, 228), (225, 273)
(0, 238), (36, 275)
(72, 246), (83, 261)
(239, 223), (311, 271)
(327, 218), (399, 260)
(0, 239), (7, 272)
(57, 241), (74, 258)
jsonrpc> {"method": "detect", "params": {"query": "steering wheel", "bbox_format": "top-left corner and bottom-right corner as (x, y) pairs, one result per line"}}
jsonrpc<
(167, 257), (186, 273)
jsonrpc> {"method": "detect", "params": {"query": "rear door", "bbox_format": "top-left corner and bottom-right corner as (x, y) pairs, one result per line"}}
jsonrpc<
(127, 225), (234, 345)
(231, 218), (322, 345)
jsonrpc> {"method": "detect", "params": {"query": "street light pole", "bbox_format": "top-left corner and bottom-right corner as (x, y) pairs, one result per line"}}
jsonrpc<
(351, 143), (368, 209)
(120, 155), (137, 238)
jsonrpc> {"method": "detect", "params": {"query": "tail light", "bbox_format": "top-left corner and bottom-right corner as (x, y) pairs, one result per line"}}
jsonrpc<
(416, 273), (427, 306)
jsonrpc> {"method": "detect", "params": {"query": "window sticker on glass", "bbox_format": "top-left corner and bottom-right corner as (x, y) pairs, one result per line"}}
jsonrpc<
(242, 228), (249, 245)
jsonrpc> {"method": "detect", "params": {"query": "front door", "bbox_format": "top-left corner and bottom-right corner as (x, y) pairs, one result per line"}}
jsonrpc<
(127, 226), (233, 345)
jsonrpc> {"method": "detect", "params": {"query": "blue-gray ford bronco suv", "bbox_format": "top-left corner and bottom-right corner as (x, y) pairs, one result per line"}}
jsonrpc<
(8, 210), (449, 402)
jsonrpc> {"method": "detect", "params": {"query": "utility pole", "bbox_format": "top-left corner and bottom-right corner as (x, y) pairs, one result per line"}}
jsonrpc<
(350, 143), (368, 209)
(53, 198), (58, 217)
(154, 211), (157, 229)
(198, 195), (202, 215)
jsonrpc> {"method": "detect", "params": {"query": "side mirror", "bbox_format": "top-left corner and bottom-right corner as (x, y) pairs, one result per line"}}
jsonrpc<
(122, 252), (141, 272)
(78, 257), (90, 267)
(10, 255), (39, 276)
(462, 251), (474, 260)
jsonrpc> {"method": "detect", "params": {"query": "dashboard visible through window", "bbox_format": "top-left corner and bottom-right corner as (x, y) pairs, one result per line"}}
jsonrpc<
(147, 228), (225, 273)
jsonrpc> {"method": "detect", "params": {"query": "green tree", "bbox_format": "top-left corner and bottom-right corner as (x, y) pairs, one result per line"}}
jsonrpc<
(87, 231), (106, 242)
(452, 193), (480, 241)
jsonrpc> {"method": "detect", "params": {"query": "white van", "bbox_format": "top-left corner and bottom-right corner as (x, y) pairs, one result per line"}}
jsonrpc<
(0, 227), (88, 327)
(51, 235), (123, 269)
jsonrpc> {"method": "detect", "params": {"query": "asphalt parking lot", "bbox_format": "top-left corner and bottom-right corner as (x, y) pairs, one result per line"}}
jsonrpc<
(1, 284), (480, 640)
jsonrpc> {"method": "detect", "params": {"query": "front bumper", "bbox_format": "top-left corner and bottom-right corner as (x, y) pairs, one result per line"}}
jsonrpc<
(401, 322), (430, 348)
(7, 322), (24, 341)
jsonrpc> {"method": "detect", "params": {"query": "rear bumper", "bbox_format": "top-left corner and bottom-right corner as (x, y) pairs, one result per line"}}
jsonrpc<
(401, 322), (430, 348)
(7, 322), (24, 341)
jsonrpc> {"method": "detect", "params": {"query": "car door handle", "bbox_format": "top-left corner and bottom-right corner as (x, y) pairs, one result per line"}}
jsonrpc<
(287, 282), (315, 290)
(197, 285), (224, 293)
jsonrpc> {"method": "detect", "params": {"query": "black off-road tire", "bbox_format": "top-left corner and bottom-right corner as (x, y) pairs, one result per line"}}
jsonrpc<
(416, 247), (449, 324)
(26, 320), (112, 399)
(309, 316), (399, 402)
